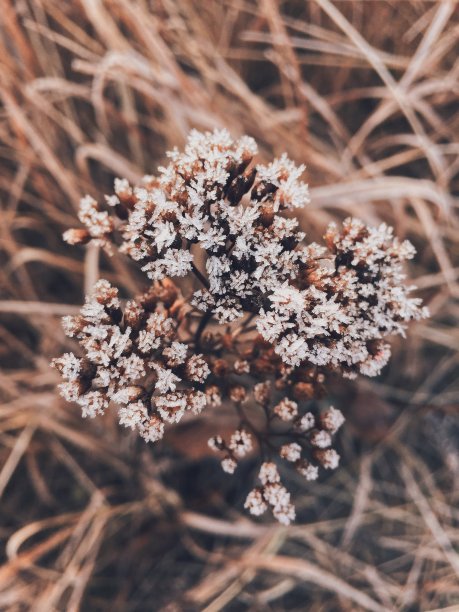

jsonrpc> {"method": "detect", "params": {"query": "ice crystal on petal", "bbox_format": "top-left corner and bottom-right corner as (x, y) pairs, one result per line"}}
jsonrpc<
(52, 352), (81, 381)
(153, 364), (181, 393)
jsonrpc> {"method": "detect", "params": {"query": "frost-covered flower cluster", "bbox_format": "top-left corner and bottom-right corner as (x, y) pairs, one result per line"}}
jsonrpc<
(52, 279), (210, 443)
(54, 128), (428, 524)
(209, 378), (344, 523)
(257, 218), (428, 378)
(66, 129), (310, 323)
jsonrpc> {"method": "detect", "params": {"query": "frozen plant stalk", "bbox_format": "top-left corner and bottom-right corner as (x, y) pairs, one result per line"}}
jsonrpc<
(53, 129), (428, 524)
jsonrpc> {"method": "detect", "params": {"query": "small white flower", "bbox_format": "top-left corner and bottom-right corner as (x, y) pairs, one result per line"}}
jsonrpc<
(280, 443), (302, 463)
(274, 398), (298, 421)
(229, 429), (253, 458)
(259, 462), (280, 485)
(163, 341), (188, 366)
(78, 391), (108, 418)
(320, 406), (345, 434)
(153, 364), (181, 393)
(297, 461), (319, 481)
(315, 449), (340, 470)
(298, 412), (315, 432)
(221, 456), (237, 474)
(118, 401), (148, 430)
(309, 430), (332, 449)
(245, 489), (268, 516)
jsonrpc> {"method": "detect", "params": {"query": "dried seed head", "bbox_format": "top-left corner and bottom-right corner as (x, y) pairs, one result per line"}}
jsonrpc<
(254, 381), (271, 406)
(280, 442), (302, 462)
(185, 354), (210, 383)
(292, 382), (315, 401)
(208, 435), (224, 452)
(245, 488), (268, 516)
(259, 462), (280, 485)
(140, 415), (165, 443)
(273, 398), (298, 421)
(297, 412), (315, 432)
(309, 430), (332, 449)
(229, 385), (247, 404)
(163, 341), (188, 367)
(205, 385), (222, 407)
(118, 401), (149, 430)
(314, 448), (340, 469)
(229, 429), (253, 458)
(233, 359), (250, 375)
(54, 280), (208, 442)
(212, 358), (229, 377)
(320, 406), (345, 434)
(124, 300), (146, 329)
(63, 228), (90, 245)
(273, 504), (296, 526)
(297, 460), (319, 481)
(221, 456), (237, 474)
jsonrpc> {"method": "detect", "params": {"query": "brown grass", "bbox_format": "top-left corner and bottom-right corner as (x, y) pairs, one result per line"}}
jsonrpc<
(1, 1), (458, 610)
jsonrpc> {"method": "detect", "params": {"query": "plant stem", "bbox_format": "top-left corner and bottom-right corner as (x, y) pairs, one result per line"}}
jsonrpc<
(191, 262), (209, 289)
(195, 310), (212, 350)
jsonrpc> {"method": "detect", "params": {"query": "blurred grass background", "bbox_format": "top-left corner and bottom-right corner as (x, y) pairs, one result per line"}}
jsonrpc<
(0, 1), (458, 610)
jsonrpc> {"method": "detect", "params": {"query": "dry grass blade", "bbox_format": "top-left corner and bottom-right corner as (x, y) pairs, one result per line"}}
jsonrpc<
(0, 0), (458, 609)
(401, 462), (459, 579)
(239, 554), (387, 612)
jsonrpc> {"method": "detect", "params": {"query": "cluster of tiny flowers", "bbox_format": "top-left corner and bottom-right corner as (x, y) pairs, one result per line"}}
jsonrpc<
(257, 219), (428, 377)
(244, 463), (295, 525)
(65, 129), (310, 323)
(208, 428), (254, 474)
(52, 279), (210, 442)
(55, 128), (428, 524)
(206, 349), (344, 523)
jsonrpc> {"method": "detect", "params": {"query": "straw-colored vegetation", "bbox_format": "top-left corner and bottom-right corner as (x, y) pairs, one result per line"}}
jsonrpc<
(1, 1), (458, 610)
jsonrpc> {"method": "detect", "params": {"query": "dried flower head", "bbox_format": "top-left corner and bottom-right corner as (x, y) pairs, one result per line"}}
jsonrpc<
(54, 128), (428, 524)
(52, 279), (211, 443)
